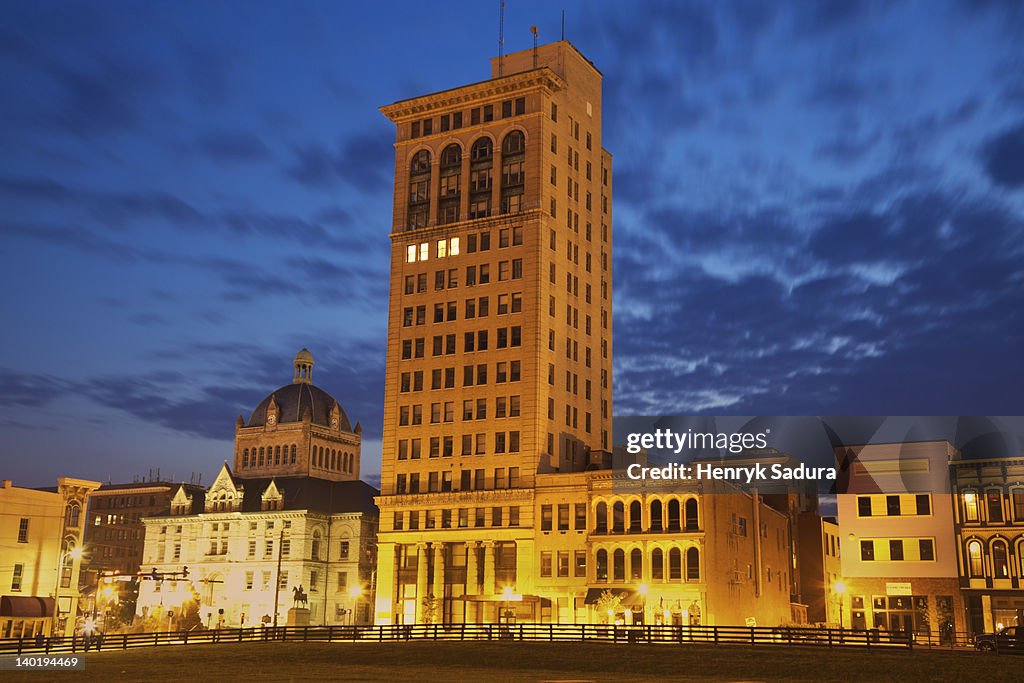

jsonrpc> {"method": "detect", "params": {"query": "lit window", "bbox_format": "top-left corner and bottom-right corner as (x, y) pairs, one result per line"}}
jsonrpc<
(419, 243), (429, 261)
(450, 237), (460, 255)
(967, 540), (983, 576)
(438, 240), (447, 258)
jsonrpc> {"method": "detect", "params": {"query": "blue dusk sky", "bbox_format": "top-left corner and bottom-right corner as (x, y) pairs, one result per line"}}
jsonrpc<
(1, 1), (1022, 489)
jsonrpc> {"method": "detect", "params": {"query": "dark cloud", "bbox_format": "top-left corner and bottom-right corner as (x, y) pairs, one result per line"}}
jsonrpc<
(807, 74), (888, 107)
(614, 188), (1024, 416)
(981, 121), (1024, 188)
(816, 129), (881, 163)
(198, 131), (271, 163)
(285, 125), (393, 192)
(0, 369), (74, 408)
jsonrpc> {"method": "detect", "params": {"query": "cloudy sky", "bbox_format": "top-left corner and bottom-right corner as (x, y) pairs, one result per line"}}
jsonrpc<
(2, 1), (1022, 488)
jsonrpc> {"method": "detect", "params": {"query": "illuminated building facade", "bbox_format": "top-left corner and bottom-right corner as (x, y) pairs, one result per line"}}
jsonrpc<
(83, 481), (205, 577)
(375, 40), (613, 625)
(372, 42), (793, 627)
(0, 477), (100, 637)
(951, 455), (1024, 634)
(135, 351), (378, 628)
(836, 441), (966, 639)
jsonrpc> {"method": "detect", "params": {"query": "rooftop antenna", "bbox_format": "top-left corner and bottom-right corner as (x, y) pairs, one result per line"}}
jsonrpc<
(561, 10), (565, 40)
(498, 1), (506, 76)
(531, 25), (539, 68)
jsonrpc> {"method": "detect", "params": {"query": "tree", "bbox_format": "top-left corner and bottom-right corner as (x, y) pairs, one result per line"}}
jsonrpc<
(421, 594), (441, 625)
(596, 590), (622, 624)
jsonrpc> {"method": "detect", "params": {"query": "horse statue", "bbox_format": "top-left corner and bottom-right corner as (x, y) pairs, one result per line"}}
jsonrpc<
(292, 584), (308, 609)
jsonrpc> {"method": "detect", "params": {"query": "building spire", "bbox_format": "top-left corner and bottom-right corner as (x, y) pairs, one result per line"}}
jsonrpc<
(293, 348), (314, 384)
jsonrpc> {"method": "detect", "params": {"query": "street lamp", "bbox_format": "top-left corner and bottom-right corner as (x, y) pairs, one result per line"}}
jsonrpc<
(637, 583), (649, 625)
(501, 586), (514, 627)
(348, 584), (363, 626)
(834, 580), (847, 629)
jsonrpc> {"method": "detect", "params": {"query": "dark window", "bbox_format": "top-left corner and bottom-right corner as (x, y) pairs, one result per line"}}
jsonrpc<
(889, 539), (904, 561)
(987, 491), (1004, 522)
(858, 496), (872, 517)
(916, 494), (930, 516)
(919, 539), (934, 561)
(886, 495), (901, 516)
(860, 540), (875, 561)
(686, 547), (700, 581)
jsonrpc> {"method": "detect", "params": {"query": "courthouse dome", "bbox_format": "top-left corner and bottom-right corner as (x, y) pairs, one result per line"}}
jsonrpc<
(246, 350), (352, 431)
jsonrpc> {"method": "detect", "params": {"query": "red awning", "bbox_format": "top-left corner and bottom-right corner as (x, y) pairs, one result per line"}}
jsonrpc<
(1, 596), (55, 618)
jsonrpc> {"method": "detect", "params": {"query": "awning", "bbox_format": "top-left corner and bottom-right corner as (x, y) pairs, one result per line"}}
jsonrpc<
(583, 588), (639, 607)
(1, 596), (55, 618)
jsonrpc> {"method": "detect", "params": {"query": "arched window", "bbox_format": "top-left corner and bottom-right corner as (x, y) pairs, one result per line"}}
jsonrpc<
(612, 549), (625, 581)
(596, 549), (608, 581)
(500, 131), (524, 214)
(440, 143), (461, 168)
(612, 502), (625, 533)
(259, 447), (265, 466)
(469, 138), (493, 219)
(629, 501), (642, 532)
(992, 540), (1009, 578)
(651, 548), (664, 581)
(630, 548), (643, 580)
(967, 540), (983, 577)
(685, 499), (699, 531)
(407, 150), (431, 230)
(275, 445), (281, 465)
(290, 444), (297, 464)
(668, 548), (682, 580)
(667, 500), (681, 532)
(471, 137), (493, 163)
(650, 500), (663, 532)
(312, 530), (322, 560)
(65, 505), (80, 528)
(595, 502), (608, 533)
(242, 449), (249, 468)
(686, 547), (700, 581)
(438, 144), (461, 224)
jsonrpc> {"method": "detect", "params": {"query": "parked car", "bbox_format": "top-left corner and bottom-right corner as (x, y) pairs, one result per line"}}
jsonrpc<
(975, 626), (1022, 653)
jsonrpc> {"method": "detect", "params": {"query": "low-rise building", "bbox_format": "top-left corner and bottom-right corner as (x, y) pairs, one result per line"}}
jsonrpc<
(135, 350), (380, 629)
(836, 441), (964, 641)
(797, 513), (842, 625)
(950, 455), (1024, 634)
(0, 477), (100, 637)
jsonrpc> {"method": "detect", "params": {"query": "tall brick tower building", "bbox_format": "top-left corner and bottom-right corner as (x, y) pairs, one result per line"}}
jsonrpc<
(375, 41), (613, 624)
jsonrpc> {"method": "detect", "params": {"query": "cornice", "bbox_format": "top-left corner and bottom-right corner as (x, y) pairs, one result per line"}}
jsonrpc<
(380, 68), (565, 121)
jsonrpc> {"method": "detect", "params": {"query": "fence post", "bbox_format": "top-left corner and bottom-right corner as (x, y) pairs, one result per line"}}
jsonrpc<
(827, 629), (833, 647)
(581, 624), (586, 642)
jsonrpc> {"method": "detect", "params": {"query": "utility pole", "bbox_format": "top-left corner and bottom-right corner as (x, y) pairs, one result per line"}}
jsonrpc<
(272, 528), (284, 630)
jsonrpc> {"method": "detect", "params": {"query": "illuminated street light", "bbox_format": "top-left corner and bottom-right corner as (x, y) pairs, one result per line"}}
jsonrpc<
(834, 580), (847, 629)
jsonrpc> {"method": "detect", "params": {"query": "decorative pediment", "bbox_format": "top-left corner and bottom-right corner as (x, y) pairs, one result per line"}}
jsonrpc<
(261, 479), (284, 511)
(170, 485), (193, 515)
(205, 462), (244, 512)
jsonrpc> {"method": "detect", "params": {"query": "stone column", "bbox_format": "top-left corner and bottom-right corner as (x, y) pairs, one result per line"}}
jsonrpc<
(465, 542), (479, 596)
(482, 541), (496, 595)
(415, 543), (428, 623)
(431, 543), (445, 601)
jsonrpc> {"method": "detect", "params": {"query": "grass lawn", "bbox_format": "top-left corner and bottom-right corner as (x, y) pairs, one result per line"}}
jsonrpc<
(5, 640), (1017, 682)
